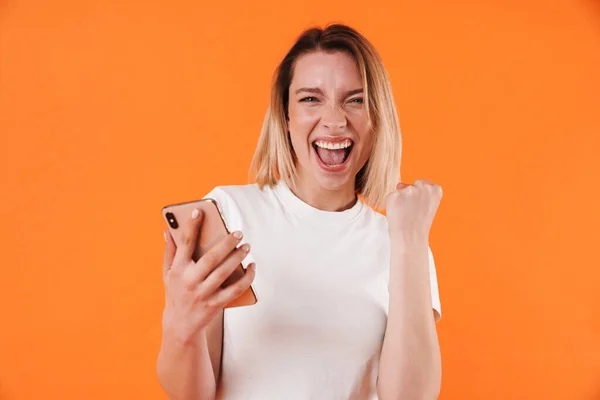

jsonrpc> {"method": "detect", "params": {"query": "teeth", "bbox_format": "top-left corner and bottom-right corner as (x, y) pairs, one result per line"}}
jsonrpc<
(314, 139), (353, 150)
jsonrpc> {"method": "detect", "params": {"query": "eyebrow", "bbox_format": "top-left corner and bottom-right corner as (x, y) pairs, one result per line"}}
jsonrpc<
(294, 87), (364, 97)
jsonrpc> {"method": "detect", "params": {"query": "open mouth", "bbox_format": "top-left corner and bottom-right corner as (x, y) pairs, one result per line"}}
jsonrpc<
(312, 139), (354, 169)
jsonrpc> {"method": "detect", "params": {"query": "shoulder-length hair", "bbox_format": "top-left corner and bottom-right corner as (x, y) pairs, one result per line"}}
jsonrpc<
(249, 24), (402, 210)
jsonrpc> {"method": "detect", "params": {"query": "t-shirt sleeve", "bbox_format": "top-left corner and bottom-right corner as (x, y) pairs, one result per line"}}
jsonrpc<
(202, 186), (255, 268)
(202, 186), (236, 230)
(428, 245), (442, 322)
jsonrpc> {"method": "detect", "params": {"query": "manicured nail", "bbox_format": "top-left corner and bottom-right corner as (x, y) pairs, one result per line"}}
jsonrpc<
(163, 230), (167, 242)
(191, 209), (199, 219)
(241, 243), (250, 252)
(233, 231), (243, 239)
(250, 263), (256, 271)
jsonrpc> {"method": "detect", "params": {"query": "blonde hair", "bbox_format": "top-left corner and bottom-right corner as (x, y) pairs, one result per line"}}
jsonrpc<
(249, 24), (402, 210)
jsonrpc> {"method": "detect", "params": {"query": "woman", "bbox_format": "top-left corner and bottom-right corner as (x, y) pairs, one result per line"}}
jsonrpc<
(157, 24), (443, 400)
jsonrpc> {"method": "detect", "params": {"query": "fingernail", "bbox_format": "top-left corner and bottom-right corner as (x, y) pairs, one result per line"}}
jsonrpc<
(241, 243), (250, 252)
(163, 230), (167, 242)
(191, 209), (199, 219)
(233, 231), (243, 239)
(250, 263), (256, 271)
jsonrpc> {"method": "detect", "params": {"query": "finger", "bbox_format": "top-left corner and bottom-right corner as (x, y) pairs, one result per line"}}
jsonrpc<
(210, 263), (256, 307)
(183, 230), (245, 288)
(173, 208), (204, 266)
(396, 182), (414, 196)
(162, 229), (177, 278)
(195, 243), (251, 297)
(414, 179), (443, 197)
(414, 179), (434, 188)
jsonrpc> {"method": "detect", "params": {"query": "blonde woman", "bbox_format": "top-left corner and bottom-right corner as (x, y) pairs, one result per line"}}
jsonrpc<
(158, 24), (443, 400)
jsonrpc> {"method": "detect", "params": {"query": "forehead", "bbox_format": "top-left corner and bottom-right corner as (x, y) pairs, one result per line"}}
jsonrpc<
(290, 50), (362, 88)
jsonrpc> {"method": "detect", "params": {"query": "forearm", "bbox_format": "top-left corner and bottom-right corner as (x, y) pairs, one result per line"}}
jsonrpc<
(157, 327), (216, 400)
(377, 238), (441, 400)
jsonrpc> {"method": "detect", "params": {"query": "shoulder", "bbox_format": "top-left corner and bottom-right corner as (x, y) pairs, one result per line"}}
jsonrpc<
(202, 183), (278, 226)
(203, 183), (272, 205)
(360, 203), (390, 234)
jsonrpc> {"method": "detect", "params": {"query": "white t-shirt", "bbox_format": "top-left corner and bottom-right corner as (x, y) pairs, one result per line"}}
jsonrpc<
(204, 181), (441, 400)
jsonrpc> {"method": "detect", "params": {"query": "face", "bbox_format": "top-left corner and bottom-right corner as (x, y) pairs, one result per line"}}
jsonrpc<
(287, 50), (373, 194)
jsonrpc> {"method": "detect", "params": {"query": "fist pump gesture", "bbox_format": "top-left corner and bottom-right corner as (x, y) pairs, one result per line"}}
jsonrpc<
(161, 209), (256, 341)
(385, 179), (443, 242)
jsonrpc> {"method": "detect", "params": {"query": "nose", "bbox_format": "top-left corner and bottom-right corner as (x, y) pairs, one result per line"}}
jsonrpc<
(322, 104), (347, 131)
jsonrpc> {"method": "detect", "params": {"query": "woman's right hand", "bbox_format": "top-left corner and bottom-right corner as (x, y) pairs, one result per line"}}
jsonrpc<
(161, 208), (256, 343)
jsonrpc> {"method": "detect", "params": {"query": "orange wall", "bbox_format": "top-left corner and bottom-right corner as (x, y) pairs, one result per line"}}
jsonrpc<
(1, 1), (599, 399)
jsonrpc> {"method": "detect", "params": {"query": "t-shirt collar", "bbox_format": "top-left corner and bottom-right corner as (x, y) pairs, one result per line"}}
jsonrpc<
(273, 180), (365, 224)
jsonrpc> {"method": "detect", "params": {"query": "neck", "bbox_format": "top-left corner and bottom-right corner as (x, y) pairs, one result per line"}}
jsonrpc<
(290, 174), (357, 212)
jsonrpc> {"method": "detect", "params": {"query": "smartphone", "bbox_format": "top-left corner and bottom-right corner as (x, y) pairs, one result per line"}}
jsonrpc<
(161, 198), (257, 309)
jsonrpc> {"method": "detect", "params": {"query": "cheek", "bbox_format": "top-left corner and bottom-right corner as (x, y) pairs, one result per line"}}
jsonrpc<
(359, 135), (374, 161)
(348, 113), (371, 141)
(287, 108), (309, 155)
(288, 105), (317, 136)
(289, 131), (311, 156)
(350, 116), (374, 161)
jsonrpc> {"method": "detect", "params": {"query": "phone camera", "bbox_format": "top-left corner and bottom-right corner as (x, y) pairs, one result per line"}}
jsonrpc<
(166, 212), (179, 229)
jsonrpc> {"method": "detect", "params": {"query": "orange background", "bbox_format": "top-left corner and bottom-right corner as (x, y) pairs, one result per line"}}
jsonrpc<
(1, 1), (599, 399)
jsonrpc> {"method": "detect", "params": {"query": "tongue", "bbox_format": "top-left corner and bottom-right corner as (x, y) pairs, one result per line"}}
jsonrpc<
(316, 147), (346, 166)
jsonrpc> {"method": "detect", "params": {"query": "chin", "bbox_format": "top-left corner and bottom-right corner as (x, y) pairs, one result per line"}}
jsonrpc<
(311, 167), (356, 192)
(314, 163), (359, 195)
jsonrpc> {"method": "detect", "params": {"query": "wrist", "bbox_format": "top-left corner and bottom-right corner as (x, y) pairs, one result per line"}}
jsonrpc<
(389, 230), (428, 248)
(163, 320), (207, 349)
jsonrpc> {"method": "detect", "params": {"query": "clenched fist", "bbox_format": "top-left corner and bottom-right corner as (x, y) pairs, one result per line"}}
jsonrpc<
(385, 179), (443, 243)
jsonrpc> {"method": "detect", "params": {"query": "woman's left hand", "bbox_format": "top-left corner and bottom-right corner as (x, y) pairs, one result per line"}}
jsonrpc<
(385, 179), (443, 243)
